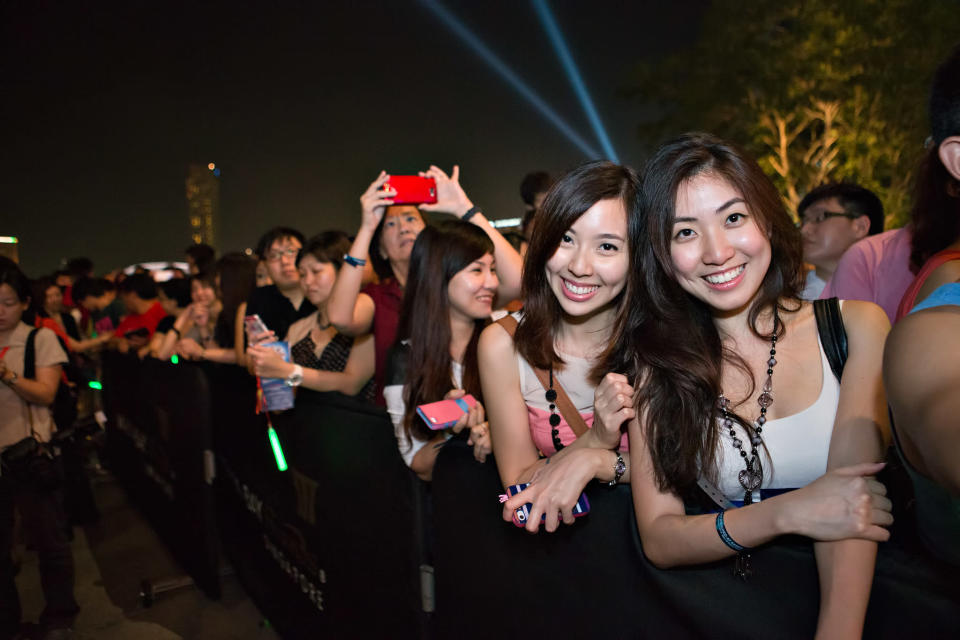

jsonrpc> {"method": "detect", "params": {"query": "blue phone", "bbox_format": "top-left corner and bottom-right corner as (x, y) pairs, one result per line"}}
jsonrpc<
(507, 483), (590, 527)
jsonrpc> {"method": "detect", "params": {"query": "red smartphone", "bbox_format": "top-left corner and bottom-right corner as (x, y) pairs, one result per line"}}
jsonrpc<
(382, 175), (437, 205)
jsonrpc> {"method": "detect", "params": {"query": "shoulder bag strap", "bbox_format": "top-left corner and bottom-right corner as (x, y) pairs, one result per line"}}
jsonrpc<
(495, 316), (589, 438)
(24, 328), (39, 380)
(813, 298), (848, 381)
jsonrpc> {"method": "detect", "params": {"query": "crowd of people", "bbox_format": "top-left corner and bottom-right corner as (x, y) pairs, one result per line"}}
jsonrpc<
(2, 44), (959, 640)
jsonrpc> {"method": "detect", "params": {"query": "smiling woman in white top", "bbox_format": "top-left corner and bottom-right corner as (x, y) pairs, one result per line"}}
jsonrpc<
(619, 133), (892, 638)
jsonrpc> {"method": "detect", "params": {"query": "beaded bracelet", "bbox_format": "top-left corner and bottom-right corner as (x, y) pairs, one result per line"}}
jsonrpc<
(715, 510), (750, 552)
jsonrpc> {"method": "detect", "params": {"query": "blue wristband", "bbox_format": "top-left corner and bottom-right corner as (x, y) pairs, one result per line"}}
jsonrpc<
(716, 510), (749, 552)
(343, 254), (367, 268)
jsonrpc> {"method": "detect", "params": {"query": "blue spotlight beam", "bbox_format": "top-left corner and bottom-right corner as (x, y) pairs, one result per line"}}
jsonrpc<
(532, 0), (619, 162)
(419, 0), (600, 159)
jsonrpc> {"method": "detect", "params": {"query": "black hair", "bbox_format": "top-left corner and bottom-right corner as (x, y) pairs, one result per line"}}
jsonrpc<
(299, 230), (353, 270)
(118, 273), (158, 300)
(0, 262), (31, 303)
(72, 277), (115, 302)
(910, 44), (960, 270)
(798, 182), (885, 235)
(185, 243), (216, 272)
(520, 171), (555, 206)
(254, 227), (305, 260)
(65, 257), (94, 278)
(159, 279), (192, 308)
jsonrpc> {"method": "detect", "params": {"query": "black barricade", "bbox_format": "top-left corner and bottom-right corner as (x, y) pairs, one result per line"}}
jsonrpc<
(101, 353), (221, 598)
(431, 439), (693, 639)
(208, 369), (425, 639)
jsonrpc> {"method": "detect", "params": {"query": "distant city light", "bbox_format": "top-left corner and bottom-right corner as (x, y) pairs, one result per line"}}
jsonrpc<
(490, 217), (522, 228)
(207, 162), (216, 170)
(213, 168), (221, 177)
(0, 236), (18, 244)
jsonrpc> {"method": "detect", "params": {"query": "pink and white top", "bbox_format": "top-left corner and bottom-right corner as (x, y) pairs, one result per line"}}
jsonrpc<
(516, 348), (629, 457)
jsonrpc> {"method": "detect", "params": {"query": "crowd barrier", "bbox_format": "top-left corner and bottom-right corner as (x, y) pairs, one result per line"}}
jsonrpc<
(100, 355), (960, 639)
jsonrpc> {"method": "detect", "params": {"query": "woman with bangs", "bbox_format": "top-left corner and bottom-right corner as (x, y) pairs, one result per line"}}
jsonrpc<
(327, 167), (522, 406)
(384, 221), (499, 481)
(617, 133), (892, 637)
(482, 161), (640, 533)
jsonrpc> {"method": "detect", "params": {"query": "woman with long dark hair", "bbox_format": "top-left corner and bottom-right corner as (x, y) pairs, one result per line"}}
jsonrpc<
(485, 161), (640, 532)
(327, 166), (522, 405)
(619, 133), (892, 637)
(384, 221), (499, 481)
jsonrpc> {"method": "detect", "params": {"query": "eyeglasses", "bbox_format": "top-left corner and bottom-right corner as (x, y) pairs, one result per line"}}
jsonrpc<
(266, 248), (299, 262)
(797, 211), (860, 227)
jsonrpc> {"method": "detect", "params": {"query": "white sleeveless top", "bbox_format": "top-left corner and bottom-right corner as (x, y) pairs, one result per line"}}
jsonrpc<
(715, 328), (841, 503)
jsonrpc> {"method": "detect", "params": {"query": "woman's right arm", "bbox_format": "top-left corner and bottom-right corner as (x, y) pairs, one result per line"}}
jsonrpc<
(478, 322), (541, 486)
(234, 303), (247, 368)
(627, 415), (891, 569)
(327, 172), (393, 335)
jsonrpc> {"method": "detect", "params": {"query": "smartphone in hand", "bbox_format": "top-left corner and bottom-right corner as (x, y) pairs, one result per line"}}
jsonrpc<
(416, 394), (477, 430)
(382, 176), (437, 205)
(244, 314), (271, 344)
(508, 483), (590, 528)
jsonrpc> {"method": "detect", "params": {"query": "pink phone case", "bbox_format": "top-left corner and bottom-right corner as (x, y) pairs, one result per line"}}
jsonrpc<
(416, 395), (477, 430)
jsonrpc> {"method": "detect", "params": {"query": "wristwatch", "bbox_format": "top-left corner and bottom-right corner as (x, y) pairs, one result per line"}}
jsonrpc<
(285, 364), (304, 388)
(608, 453), (626, 486)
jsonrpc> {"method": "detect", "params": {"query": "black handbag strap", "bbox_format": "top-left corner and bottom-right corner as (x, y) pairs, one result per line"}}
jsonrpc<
(697, 299), (849, 510)
(813, 298), (847, 381)
(24, 328), (39, 380)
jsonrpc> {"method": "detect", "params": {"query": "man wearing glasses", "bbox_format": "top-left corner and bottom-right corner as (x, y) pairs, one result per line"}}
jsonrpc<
(797, 183), (885, 300)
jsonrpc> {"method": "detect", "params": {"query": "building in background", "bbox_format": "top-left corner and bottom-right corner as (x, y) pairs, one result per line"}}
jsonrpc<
(186, 162), (220, 248)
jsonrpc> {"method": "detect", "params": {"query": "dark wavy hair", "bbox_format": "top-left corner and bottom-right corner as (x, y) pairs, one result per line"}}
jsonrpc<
(515, 160), (641, 383)
(614, 132), (804, 494)
(396, 220), (494, 444)
(909, 44), (960, 271)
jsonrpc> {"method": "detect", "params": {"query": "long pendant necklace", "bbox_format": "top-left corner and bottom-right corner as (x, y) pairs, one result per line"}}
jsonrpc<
(717, 307), (779, 579)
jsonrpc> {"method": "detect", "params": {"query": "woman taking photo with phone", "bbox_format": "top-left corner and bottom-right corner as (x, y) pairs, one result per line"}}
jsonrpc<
(618, 133), (891, 637)
(484, 161), (640, 532)
(327, 166), (522, 405)
(384, 221), (500, 481)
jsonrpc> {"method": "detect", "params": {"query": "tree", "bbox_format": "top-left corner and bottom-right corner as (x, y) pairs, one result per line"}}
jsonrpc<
(630, 0), (960, 226)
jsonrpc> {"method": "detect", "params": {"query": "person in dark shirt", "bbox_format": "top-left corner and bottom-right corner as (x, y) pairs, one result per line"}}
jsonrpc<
(236, 227), (315, 368)
(73, 277), (125, 339)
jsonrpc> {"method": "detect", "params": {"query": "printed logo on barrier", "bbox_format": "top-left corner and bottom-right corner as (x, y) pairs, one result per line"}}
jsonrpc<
(291, 468), (318, 526)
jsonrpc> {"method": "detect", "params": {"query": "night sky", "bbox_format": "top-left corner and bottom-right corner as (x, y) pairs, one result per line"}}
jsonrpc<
(1, 1), (705, 275)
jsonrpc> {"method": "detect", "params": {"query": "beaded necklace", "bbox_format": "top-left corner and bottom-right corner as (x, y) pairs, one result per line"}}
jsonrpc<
(716, 307), (779, 580)
(545, 367), (563, 451)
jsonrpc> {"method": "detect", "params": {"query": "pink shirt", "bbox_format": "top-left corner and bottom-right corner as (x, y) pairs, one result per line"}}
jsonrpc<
(820, 227), (914, 325)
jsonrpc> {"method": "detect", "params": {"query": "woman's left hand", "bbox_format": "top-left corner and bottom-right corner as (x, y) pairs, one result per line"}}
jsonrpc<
(246, 345), (292, 379)
(591, 373), (635, 449)
(502, 449), (599, 533)
(418, 165), (473, 218)
(464, 401), (491, 463)
(176, 338), (205, 360)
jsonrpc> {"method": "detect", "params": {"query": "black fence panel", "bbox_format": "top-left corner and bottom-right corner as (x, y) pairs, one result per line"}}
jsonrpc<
(101, 353), (221, 598)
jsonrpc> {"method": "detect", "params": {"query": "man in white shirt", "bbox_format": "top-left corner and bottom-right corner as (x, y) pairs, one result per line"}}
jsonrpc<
(798, 183), (885, 300)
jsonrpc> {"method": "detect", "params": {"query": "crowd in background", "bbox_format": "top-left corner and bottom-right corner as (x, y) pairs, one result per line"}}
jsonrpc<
(2, 43), (960, 640)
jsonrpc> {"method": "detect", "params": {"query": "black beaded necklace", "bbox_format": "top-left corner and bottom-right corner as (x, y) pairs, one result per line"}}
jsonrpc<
(545, 367), (563, 452)
(717, 307), (780, 506)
